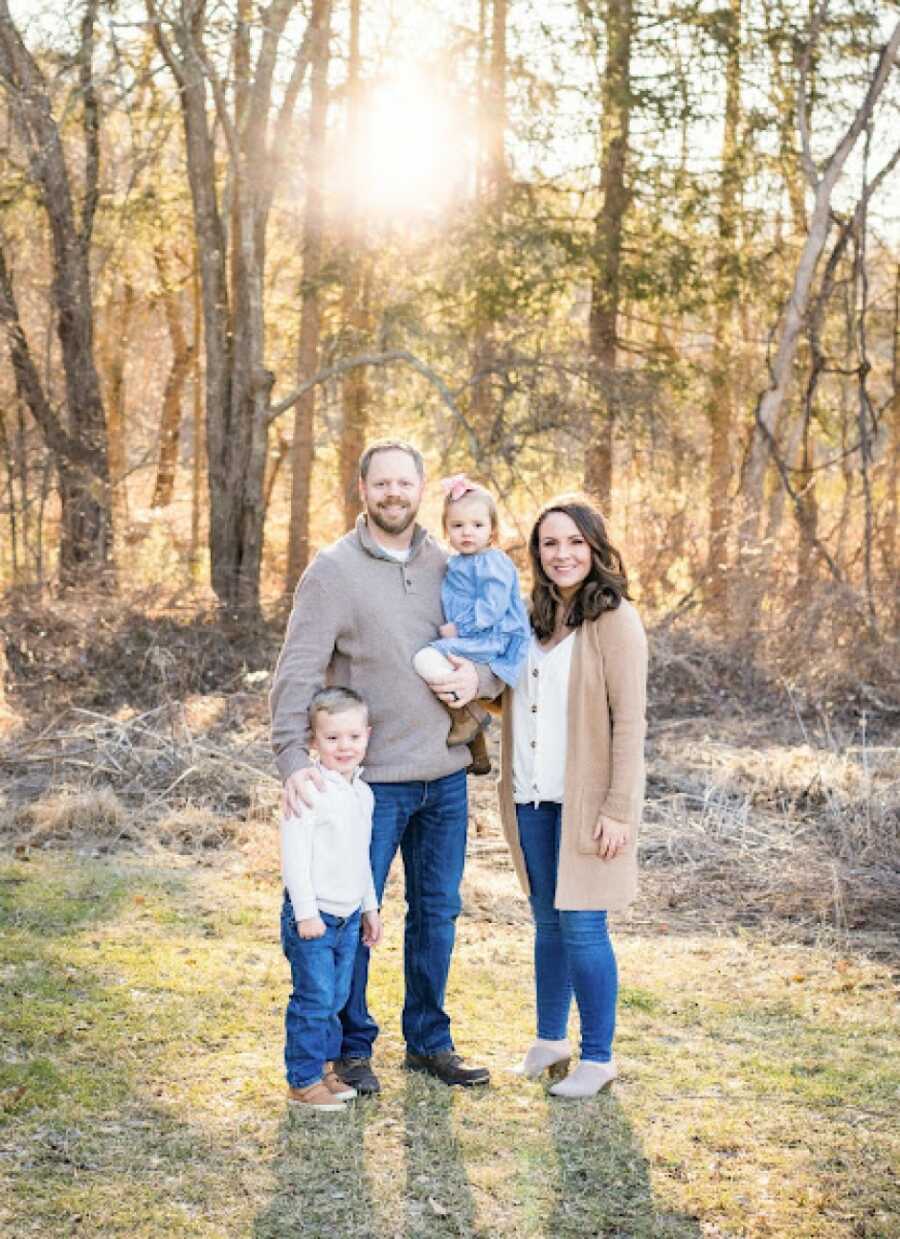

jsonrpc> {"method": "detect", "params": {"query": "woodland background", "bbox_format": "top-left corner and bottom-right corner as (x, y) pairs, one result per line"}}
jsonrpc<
(0, 3), (898, 1237)
(0, 0), (897, 640)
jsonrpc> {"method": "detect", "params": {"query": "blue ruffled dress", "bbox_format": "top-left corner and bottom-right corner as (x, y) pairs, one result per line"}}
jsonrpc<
(430, 549), (530, 688)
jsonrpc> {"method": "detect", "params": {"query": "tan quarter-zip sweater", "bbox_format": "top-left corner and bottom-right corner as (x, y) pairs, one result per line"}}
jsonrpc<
(270, 515), (501, 783)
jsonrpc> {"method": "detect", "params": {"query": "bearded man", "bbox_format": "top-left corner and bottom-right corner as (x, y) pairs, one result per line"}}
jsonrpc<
(270, 439), (500, 1093)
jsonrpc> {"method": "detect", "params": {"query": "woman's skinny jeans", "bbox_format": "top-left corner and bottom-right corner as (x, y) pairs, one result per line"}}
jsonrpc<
(516, 801), (617, 1063)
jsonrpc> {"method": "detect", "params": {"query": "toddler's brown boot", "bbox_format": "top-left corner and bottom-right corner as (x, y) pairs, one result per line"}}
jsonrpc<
(446, 702), (491, 747)
(466, 729), (491, 776)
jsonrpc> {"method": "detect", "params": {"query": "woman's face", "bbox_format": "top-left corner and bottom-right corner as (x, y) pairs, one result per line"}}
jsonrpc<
(537, 511), (592, 601)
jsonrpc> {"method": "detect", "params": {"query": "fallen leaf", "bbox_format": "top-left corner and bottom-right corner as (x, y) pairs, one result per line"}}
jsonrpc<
(428, 1198), (448, 1217)
(1, 1085), (27, 1111)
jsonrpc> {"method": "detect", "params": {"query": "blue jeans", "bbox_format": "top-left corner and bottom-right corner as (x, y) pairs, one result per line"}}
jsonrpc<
(516, 802), (618, 1063)
(281, 896), (361, 1088)
(339, 769), (468, 1058)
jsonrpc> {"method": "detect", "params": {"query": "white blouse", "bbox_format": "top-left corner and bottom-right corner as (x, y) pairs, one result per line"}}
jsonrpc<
(511, 633), (575, 805)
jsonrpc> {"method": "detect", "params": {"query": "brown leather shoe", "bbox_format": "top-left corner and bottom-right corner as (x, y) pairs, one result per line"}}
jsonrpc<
(287, 1081), (346, 1112)
(323, 1063), (357, 1101)
(332, 1056), (381, 1095)
(405, 1050), (490, 1087)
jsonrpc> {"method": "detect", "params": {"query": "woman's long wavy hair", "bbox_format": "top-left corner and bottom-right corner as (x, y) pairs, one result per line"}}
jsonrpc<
(529, 495), (630, 641)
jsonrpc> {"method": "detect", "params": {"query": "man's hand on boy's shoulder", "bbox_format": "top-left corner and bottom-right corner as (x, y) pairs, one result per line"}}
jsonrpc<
(297, 914), (326, 939)
(361, 910), (382, 948)
(283, 765), (326, 816)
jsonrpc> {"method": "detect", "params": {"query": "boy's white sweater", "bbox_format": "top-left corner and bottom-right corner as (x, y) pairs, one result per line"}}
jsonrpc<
(280, 765), (378, 922)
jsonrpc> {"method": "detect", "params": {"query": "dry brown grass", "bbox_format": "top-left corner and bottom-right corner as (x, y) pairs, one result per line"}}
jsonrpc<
(2, 595), (898, 944)
(8, 786), (131, 848)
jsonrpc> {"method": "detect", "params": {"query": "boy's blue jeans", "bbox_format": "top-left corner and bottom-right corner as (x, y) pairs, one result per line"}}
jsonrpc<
(281, 897), (361, 1089)
(339, 769), (468, 1059)
(516, 801), (618, 1063)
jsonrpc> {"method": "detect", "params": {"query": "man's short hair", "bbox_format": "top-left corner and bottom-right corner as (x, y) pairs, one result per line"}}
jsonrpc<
(358, 439), (425, 481)
(308, 686), (369, 731)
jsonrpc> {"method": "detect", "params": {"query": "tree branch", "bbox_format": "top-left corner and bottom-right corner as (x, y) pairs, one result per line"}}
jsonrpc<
(796, 2), (825, 189)
(0, 241), (102, 471)
(267, 348), (482, 458)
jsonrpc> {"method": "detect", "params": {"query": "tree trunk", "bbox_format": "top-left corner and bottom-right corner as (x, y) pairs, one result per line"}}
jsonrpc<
(100, 281), (134, 534)
(0, 0), (112, 580)
(189, 252), (205, 583)
(151, 249), (193, 509)
(884, 265), (899, 634)
(287, 0), (331, 589)
(705, 0), (740, 620)
(469, 0), (508, 445)
(584, 0), (633, 514)
(337, 0), (369, 528)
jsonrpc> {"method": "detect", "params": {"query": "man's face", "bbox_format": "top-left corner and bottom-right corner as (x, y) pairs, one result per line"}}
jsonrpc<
(359, 449), (425, 537)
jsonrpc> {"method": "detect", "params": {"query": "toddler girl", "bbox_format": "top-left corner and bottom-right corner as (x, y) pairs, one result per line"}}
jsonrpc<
(414, 476), (529, 771)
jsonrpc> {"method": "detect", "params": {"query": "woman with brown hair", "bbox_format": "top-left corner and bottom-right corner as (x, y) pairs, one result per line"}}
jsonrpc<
(498, 495), (648, 1098)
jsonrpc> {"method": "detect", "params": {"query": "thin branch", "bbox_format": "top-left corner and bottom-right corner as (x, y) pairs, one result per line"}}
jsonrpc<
(267, 349), (482, 459)
(193, 35), (240, 162)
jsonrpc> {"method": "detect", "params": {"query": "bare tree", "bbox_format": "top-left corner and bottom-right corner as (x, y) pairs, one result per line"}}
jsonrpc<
(148, 0), (317, 611)
(583, 0), (634, 512)
(337, 0), (370, 528)
(150, 245), (193, 509)
(0, 0), (112, 580)
(705, 0), (742, 618)
(738, 14), (900, 579)
(287, 0), (331, 589)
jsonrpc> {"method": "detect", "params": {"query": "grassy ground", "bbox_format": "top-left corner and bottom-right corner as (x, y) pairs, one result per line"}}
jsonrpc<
(1, 847), (897, 1238)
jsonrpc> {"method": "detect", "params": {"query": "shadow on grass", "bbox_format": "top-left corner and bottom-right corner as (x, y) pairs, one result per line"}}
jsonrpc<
(546, 1094), (700, 1238)
(401, 1073), (486, 1238)
(253, 1103), (376, 1239)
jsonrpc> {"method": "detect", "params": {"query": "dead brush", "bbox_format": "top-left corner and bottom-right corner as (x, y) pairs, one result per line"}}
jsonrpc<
(10, 785), (135, 848)
(0, 699), (281, 856)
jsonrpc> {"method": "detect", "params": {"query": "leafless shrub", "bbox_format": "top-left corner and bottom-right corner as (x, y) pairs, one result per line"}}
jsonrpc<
(10, 786), (133, 848)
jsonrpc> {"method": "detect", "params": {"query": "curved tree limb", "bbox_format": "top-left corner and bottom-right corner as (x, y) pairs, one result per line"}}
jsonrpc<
(267, 348), (482, 460)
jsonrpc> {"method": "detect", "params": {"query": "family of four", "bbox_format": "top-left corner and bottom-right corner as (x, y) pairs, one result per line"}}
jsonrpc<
(269, 439), (648, 1113)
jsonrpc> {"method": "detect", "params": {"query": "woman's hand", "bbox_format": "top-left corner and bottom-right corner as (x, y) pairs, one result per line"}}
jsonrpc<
(297, 915), (326, 939)
(592, 814), (629, 861)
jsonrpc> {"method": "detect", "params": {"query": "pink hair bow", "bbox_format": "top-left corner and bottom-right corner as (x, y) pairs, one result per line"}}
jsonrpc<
(440, 474), (475, 503)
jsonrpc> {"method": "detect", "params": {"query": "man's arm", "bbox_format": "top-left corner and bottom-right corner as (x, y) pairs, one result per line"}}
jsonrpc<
(270, 565), (340, 782)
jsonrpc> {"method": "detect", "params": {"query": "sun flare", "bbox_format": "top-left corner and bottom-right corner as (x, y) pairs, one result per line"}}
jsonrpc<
(347, 69), (470, 220)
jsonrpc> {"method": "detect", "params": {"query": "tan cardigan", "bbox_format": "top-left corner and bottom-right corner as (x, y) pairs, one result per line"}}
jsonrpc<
(498, 599), (648, 911)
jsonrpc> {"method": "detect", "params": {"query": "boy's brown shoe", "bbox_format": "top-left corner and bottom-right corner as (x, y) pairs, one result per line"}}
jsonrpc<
(287, 1081), (346, 1112)
(323, 1064), (357, 1101)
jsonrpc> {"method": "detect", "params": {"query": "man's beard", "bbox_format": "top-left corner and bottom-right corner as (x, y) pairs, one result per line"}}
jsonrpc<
(367, 499), (418, 536)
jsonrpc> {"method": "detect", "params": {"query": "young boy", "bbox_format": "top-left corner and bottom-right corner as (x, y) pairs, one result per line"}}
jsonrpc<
(280, 686), (382, 1113)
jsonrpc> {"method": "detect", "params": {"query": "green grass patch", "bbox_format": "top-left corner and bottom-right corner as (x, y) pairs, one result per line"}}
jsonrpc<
(1, 852), (897, 1237)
